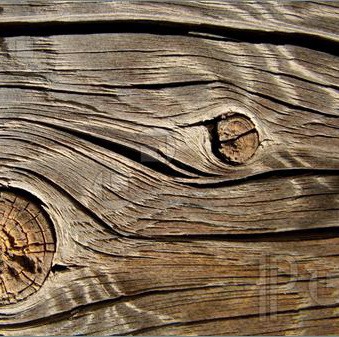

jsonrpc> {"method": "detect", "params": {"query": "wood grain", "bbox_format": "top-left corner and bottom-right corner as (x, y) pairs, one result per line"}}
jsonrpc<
(0, 1), (338, 335)
(0, 190), (55, 305)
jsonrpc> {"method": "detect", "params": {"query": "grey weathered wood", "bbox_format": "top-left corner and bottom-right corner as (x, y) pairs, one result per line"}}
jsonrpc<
(0, 1), (338, 335)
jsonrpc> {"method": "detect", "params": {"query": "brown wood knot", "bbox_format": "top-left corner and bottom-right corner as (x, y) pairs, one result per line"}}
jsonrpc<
(0, 190), (55, 305)
(217, 113), (259, 165)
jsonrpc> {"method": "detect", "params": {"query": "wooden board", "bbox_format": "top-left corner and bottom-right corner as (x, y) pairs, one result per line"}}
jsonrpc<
(0, 1), (338, 335)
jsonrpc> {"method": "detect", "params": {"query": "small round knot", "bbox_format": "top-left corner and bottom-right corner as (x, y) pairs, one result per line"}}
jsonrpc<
(217, 113), (259, 165)
(0, 190), (55, 305)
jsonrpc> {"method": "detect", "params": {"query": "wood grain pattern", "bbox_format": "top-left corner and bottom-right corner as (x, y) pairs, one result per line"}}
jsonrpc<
(0, 190), (55, 305)
(0, 1), (338, 335)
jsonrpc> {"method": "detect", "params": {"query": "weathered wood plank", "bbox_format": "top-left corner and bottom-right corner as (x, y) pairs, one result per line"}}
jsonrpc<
(0, 1), (338, 335)
(0, 33), (338, 237)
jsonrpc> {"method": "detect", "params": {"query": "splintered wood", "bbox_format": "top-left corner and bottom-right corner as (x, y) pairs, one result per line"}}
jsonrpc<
(0, 191), (55, 305)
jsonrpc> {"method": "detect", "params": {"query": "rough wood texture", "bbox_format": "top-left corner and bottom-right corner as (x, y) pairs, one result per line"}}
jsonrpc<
(217, 113), (260, 164)
(0, 190), (55, 305)
(0, 1), (338, 335)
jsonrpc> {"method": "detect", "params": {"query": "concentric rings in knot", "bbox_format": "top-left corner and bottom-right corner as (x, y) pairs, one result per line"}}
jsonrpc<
(0, 190), (55, 305)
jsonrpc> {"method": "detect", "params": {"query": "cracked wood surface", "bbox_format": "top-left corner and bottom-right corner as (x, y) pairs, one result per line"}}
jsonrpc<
(0, 190), (55, 305)
(0, 1), (338, 335)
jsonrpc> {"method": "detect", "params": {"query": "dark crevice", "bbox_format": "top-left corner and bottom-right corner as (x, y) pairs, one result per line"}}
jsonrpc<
(165, 156), (216, 177)
(219, 128), (257, 144)
(129, 80), (218, 90)
(51, 264), (70, 273)
(40, 119), (215, 178)
(206, 114), (240, 165)
(182, 168), (339, 188)
(47, 124), (197, 179)
(147, 226), (339, 243)
(1, 114), (214, 178)
(3, 116), (197, 179)
(78, 225), (339, 244)
(0, 20), (338, 56)
(209, 117), (229, 164)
